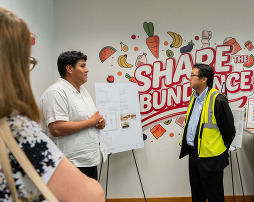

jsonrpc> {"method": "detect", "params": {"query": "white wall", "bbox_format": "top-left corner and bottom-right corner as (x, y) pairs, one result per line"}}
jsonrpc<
(54, 0), (254, 198)
(2, 0), (253, 199)
(0, 0), (55, 102)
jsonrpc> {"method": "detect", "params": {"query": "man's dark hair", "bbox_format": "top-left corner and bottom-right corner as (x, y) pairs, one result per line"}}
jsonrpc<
(194, 63), (214, 87)
(57, 51), (87, 77)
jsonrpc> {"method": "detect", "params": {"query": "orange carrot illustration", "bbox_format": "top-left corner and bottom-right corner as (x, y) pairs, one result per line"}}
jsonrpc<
(125, 73), (136, 83)
(143, 22), (159, 58)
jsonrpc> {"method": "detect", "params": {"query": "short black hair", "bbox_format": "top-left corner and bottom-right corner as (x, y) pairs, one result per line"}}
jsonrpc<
(57, 51), (87, 77)
(193, 63), (214, 87)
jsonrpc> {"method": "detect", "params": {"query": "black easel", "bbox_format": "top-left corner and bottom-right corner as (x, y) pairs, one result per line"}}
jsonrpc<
(132, 149), (147, 202)
(229, 148), (245, 202)
(98, 150), (146, 201)
(98, 153), (111, 199)
(221, 82), (245, 202)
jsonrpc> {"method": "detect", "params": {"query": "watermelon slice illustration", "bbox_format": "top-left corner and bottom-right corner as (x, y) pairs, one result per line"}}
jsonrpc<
(99, 46), (116, 62)
(243, 54), (254, 68)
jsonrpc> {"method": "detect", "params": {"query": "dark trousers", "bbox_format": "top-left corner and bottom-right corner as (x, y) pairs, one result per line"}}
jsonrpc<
(189, 150), (225, 202)
(77, 166), (98, 180)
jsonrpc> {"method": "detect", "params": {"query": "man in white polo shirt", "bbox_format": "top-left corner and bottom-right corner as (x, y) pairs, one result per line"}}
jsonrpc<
(40, 51), (106, 180)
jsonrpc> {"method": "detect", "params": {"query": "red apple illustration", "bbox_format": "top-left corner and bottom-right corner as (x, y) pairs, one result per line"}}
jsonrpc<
(30, 33), (36, 45)
(107, 75), (114, 83)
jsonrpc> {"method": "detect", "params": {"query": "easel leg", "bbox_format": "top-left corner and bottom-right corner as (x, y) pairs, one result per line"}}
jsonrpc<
(105, 153), (111, 200)
(230, 151), (235, 202)
(235, 151), (245, 202)
(98, 157), (103, 182)
(132, 150), (147, 202)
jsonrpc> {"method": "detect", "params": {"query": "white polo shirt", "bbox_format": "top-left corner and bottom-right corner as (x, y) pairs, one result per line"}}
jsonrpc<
(40, 78), (106, 167)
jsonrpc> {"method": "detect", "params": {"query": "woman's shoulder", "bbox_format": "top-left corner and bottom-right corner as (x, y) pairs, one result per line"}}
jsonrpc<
(6, 114), (53, 146)
(2, 114), (64, 201)
(6, 114), (64, 173)
(7, 114), (43, 135)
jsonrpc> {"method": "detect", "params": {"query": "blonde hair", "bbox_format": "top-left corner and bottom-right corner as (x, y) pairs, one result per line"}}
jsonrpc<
(0, 7), (40, 122)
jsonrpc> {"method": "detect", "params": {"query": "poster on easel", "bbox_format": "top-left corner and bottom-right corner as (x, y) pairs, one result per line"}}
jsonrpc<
(245, 98), (254, 129)
(95, 83), (144, 154)
(231, 108), (245, 148)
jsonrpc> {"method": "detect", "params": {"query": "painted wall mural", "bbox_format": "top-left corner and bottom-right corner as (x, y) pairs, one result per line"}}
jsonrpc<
(143, 22), (159, 58)
(118, 54), (133, 68)
(99, 46), (116, 63)
(99, 21), (254, 139)
(30, 32), (36, 45)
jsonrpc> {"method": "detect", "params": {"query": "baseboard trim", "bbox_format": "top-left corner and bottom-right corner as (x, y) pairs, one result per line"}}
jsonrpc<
(106, 195), (254, 202)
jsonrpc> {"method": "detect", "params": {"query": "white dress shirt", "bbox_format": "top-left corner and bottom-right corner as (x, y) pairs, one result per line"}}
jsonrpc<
(40, 78), (106, 167)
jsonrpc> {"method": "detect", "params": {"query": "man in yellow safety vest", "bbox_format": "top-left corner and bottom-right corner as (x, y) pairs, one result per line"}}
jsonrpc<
(179, 63), (236, 202)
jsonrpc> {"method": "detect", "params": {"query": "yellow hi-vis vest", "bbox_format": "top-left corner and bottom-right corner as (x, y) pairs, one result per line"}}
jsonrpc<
(182, 88), (227, 157)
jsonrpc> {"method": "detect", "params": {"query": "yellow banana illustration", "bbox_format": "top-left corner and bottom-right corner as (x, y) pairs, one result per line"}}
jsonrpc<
(167, 31), (182, 48)
(118, 55), (126, 67)
(118, 55), (133, 68)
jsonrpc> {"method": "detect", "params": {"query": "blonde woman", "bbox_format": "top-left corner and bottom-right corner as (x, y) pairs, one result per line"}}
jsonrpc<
(0, 7), (105, 202)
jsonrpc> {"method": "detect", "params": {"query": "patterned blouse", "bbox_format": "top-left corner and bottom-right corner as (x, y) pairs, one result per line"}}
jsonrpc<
(0, 114), (63, 201)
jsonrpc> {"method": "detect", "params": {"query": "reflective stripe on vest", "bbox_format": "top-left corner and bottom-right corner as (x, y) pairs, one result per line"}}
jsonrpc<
(203, 91), (219, 129)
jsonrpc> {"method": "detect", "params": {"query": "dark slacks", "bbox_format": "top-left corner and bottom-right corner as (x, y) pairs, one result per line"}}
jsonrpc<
(77, 166), (98, 180)
(189, 149), (225, 202)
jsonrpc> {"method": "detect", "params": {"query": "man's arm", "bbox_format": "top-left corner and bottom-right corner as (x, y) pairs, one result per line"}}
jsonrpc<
(49, 111), (103, 137)
(214, 94), (236, 149)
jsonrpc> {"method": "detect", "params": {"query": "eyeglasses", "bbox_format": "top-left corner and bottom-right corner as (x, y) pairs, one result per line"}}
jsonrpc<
(189, 74), (200, 78)
(29, 56), (38, 71)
